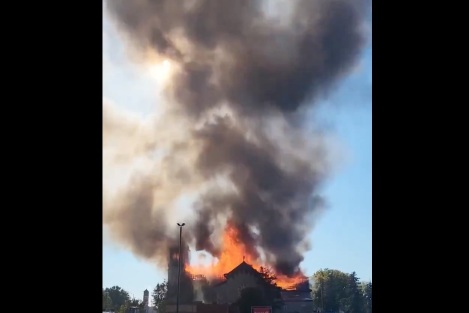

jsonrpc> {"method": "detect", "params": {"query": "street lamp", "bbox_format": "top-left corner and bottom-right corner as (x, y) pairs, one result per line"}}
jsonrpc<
(176, 222), (185, 313)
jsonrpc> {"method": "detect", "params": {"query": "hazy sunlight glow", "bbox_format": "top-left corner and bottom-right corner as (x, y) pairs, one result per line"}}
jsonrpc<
(148, 59), (172, 82)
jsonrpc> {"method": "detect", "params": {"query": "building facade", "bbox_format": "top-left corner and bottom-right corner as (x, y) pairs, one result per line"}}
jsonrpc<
(202, 261), (283, 313)
(214, 262), (271, 304)
(164, 253), (312, 313)
(280, 289), (313, 313)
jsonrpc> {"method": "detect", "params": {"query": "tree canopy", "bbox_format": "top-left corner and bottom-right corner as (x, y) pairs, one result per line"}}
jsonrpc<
(360, 281), (372, 313)
(103, 288), (113, 311)
(152, 281), (168, 313)
(259, 266), (277, 286)
(311, 269), (371, 313)
(104, 286), (130, 312)
(237, 287), (268, 313)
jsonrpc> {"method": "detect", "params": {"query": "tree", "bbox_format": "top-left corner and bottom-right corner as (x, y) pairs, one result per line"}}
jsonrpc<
(103, 289), (113, 311)
(236, 287), (268, 313)
(138, 300), (147, 313)
(360, 282), (372, 313)
(311, 269), (349, 312)
(259, 266), (277, 286)
(341, 272), (364, 313)
(105, 286), (130, 312)
(117, 302), (129, 313)
(258, 266), (283, 311)
(127, 298), (147, 313)
(152, 281), (168, 313)
(311, 269), (368, 313)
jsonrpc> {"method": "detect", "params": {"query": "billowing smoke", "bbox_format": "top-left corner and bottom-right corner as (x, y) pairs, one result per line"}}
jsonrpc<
(104, 0), (368, 276)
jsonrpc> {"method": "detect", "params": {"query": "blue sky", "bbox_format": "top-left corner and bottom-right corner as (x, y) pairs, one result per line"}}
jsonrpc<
(103, 9), (371, 300)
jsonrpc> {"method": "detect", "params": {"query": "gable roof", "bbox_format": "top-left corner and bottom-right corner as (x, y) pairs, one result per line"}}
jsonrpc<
(223, 261), (263, 279)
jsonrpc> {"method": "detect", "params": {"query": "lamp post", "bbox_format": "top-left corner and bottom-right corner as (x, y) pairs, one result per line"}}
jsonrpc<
(176, 222), (185, 313)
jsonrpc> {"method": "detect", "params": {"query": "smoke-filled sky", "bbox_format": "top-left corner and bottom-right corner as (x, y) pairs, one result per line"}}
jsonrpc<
(103, 0), (371, 298)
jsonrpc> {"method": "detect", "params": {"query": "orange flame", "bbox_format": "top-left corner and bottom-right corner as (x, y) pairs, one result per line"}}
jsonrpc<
(185, 222), (307, 290)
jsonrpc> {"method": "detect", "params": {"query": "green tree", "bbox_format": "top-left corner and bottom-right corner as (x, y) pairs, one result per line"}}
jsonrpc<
(105, 286), (130, 312)
(152, 281), (168, 313)
(311, 269), (368, 313)
(113, 298), (146, 313)
(138, 300), (147, 313)
(311, 269), (349, 312)
(360, 282), (372, 313)
(236, 287), (267, 313)
(103, 289), (113, 311)
(127, 298), (146, 313)
(117, 302), (129, 313)
(341, 272), (364, 313)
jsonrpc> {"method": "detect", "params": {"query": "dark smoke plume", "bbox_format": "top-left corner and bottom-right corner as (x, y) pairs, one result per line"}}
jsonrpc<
(104, 0), (368, 276)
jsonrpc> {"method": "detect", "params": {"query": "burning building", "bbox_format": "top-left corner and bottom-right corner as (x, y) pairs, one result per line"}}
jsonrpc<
(159, 220), (311, 313)
(104, 1), (368, 312)
(184, 259), (312, 313)
(186, 221), (309, 290)
(212, 261), (282, 305)
(280, 281), (314, 313)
